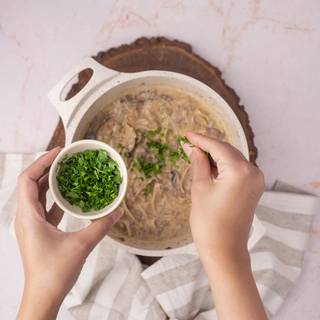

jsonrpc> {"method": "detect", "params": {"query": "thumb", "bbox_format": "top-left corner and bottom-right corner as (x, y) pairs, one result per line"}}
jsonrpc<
(77, 207), (124, 251)
(182, 144), (211, 186)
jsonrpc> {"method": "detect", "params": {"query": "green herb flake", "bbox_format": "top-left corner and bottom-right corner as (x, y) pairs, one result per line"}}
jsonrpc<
(176, 135), (190, 145)
(117, 143), (125, 151)
(56, 149), (122, 212)
(133, 157), (164, 178)
(169, 150), (180, 165)
(170, 147), (190, 165)
(143, 181), (155, 195)
(147, 140), (169, 156)
(132, 129), (191, 179)
(145, 128), (161, 139)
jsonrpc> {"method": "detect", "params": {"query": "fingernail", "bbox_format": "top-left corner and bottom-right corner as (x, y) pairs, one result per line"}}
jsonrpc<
(182, 143), (193, 158)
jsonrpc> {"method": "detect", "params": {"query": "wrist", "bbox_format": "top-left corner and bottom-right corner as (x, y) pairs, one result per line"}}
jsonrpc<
(199, 244), (267, 320)
(17, 283), (63, 320)
(199, 247), (251, 277)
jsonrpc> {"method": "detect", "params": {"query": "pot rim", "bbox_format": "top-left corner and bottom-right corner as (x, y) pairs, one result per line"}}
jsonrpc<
(64, 69), (249, 160)
(49, 59), (255, 256)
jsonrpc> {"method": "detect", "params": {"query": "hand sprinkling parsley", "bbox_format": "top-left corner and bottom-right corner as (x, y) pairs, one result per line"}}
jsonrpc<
(56, 149), (122, 212)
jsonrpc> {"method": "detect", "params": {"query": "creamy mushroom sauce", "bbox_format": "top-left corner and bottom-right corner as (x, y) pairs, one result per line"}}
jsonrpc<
(85, 84), (229, 250)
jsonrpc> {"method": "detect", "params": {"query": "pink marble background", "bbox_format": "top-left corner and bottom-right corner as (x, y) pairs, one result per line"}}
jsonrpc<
(0, 0), (319, 319)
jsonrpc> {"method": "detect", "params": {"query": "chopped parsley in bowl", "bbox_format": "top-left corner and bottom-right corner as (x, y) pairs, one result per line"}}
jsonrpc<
(49, 140), (128, 219)
(56, 149), (122, 212)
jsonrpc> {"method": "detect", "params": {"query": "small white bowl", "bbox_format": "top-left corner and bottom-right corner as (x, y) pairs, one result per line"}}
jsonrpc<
(49, 140), (128, 220)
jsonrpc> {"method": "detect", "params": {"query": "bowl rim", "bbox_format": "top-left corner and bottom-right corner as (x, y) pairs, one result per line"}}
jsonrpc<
(48, 139), (128, 220)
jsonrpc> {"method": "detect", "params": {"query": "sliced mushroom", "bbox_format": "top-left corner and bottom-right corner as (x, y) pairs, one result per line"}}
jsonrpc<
(170, 170), (178, 186)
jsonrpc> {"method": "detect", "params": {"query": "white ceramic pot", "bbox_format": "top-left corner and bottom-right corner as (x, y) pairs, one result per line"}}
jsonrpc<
(48, 57), (265, 256)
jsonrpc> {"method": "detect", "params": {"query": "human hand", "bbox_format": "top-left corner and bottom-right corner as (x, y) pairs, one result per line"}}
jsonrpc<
(183, 132), (265, 261)
(183, 133), (267, 320)
(15, 148), (123, 320)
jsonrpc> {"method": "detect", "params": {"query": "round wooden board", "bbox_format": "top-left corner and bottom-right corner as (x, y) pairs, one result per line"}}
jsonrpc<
(47, 37), (257, 163)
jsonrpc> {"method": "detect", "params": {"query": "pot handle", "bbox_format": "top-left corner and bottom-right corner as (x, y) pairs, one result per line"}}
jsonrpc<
(48, 57), (120, 127)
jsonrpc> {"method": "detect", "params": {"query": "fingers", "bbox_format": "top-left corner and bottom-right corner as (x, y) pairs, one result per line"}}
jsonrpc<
(185, 132), (246, 166)
(76, 207), (124, 251)
(182, 144), (211, 186)
(47, 203), (64, 227)
(18, 147), (61, 203)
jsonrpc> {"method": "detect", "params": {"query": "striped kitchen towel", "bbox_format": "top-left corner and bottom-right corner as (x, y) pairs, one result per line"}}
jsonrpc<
(0, 152), (319, 319)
